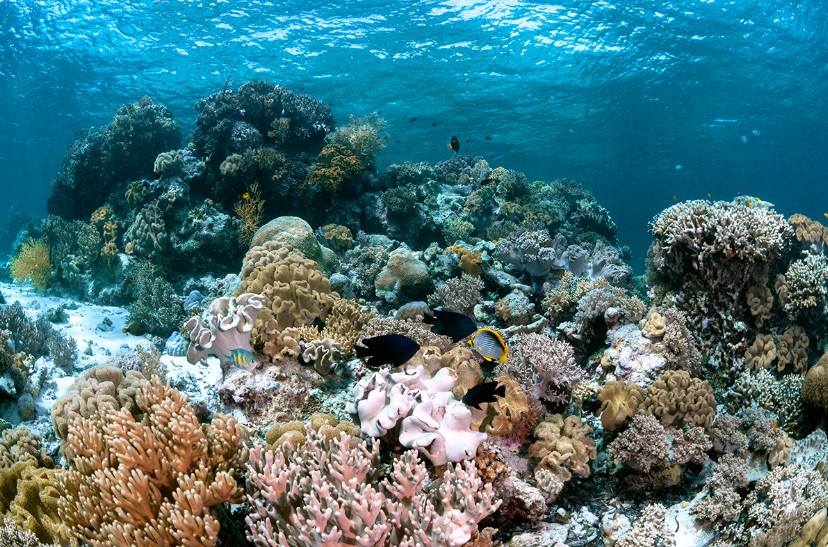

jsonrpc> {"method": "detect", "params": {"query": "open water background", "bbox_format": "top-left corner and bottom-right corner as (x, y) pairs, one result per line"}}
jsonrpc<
(1, 0), (827, 268)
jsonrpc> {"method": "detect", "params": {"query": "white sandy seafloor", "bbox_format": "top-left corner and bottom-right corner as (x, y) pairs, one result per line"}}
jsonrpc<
(0, 281), (223, 453)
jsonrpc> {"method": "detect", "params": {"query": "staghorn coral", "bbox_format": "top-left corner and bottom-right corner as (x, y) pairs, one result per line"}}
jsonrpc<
(639, 370), (717, 431)
(326, 113), (388, 168)
(57, 376), (248, 547)
(246, 427), (500, 547)
(776, 325), (809, 373)
(608, 415), (672, 474)
(596, 381), (645, 431)
(780, 253), (828, 317)
(528, 414), (596, 502)
(506, 333), (585, 405)
(744, 333), (777, 371)
(238, 242), (338, 330)
(51, 366), (148, 460)
(9, 238), (51, 292)
(616, 504), (674, 547)
(730, 369), (803, 432)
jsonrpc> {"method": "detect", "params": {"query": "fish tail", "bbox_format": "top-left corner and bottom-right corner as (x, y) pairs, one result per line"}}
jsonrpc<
(354, 343), (370, 359)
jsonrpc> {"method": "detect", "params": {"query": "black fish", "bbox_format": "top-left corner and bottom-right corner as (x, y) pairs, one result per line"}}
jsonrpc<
(409, 116), (419, 122)
(484, 135), (492, 140)
(431, 122), (437, 127)
(423, 310), (476, 342)
(448, 136), (460, 153)
(462, 381), (506, 410)
(355, 335), (420, 368)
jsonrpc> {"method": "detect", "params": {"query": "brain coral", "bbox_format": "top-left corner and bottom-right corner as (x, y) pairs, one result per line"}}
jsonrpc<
(237, 242), (339, 330)
(639, 370), (717, 431)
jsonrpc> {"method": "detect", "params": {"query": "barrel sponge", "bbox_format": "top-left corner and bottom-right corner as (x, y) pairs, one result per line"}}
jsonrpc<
(639, 370), (716, 431)
(596, 381), (645, 431)
(51, 366), (147, 459)
(237, 242), (339, 330)
(802, 352), (828, 408)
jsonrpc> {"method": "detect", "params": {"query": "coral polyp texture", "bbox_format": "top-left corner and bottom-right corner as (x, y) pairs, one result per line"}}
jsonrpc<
(0, 80), (824, 546)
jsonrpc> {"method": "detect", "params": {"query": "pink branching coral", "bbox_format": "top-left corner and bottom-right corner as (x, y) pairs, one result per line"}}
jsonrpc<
(245, 426), (501, 547)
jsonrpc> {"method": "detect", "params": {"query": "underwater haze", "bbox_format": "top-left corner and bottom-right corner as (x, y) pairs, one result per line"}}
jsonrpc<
(1, 0), (827, 265)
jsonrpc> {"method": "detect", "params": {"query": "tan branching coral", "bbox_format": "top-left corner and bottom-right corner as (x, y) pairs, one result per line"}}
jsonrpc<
(238, 242), (339, 330)
(528, 414), (596, 502)
(745, 334), (777, 371)
(777, 325), (809, 373)
(51, 366), (147, 459)
(639, 370), (716, 431)
(746, 284), (774, 327)
(596, 381), (645, 431)
(782, 254), (828, 316)
(57, 377), (248, 547)
(305, 143), (364, 192)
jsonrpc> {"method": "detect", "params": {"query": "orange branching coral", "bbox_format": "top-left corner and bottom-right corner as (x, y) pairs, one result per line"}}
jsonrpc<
(10, 238), (51, 292)
(233, 181), (265, 246)
(57, 377), (247, 547)
(305, 143), (364, 192)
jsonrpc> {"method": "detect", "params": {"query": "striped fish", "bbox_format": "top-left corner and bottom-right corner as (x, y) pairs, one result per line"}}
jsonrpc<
(468, 328), (509, 364)
(225, 348), (257, 371)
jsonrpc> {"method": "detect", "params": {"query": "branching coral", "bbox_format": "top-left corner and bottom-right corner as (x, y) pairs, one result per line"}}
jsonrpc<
(245, 426), (500, 547)
(326, 113), (388, 168)
(57, 376), (248, 547)
(780, 253), (828, 317)
(505, 334), (584, 405)
(233, 181), (265, 246)
(427, 273), (484, 317)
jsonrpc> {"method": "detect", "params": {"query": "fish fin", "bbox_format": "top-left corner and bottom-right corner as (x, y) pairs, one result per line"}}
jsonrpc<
(422, 313), (436, 325)
(494, 384), (506, 398)
(354, 343), (370, 359)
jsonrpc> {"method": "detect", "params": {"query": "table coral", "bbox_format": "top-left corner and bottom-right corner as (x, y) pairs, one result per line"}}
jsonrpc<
(57, 377), (248, 547)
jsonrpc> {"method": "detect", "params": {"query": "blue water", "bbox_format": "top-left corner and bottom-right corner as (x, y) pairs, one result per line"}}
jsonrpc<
(2, 0), (827, 267)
